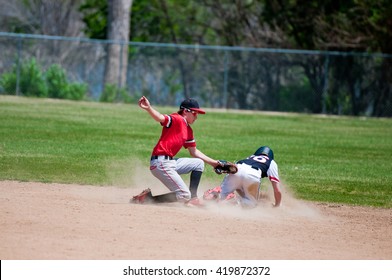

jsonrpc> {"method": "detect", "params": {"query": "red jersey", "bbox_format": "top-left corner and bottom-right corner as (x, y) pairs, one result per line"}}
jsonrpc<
(151, 113), (196, 157)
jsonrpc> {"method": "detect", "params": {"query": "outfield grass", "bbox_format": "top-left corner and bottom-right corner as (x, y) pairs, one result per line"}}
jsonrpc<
(1, 95), (391, 208)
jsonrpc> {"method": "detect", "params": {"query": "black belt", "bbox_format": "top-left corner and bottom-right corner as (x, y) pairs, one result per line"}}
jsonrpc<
(151, 155), (173, 160)
(251, 166), (260, 171)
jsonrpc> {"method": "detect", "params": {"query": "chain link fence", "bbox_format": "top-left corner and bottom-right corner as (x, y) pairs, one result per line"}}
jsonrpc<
(1, 32), (391, 117)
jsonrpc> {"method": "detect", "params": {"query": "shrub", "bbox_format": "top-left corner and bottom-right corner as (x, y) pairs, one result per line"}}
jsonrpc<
(46, 64), (68, 99)
(65, 83), (88, 100)
(0, 58), (47, 97)
(46, 64), (87, 100)
(0, 59), (87, 100)
(100, 83), (134, 103)
(0, 71), (17, 94)
(100, 83), (117, 102)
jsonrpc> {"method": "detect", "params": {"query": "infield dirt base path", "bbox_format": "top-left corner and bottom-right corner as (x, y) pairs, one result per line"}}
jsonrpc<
(0, 180), (391, 260)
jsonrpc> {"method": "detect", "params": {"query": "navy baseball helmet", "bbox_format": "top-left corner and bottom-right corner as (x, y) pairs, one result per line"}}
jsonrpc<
(254, 146), (274, 160)
(180, 98), (206, 114)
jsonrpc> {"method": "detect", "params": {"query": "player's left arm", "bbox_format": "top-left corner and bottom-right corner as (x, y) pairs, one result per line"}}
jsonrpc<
(188, 147), (220, 168)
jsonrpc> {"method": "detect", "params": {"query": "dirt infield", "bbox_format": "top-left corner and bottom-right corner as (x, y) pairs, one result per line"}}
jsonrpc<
(0, 180), (391, 260)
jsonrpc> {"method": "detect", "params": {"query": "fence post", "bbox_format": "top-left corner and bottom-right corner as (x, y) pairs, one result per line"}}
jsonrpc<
(15, 37), (23, 96)
(322, 54), (330, 114)
(223, 50), (229, 108)
(116, 42), (124, 101)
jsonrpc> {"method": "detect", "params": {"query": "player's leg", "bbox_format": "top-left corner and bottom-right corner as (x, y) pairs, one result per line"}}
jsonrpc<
(248, 182), (260, 200)
(175, 157), (204, 174)
(220, 172), (241, 200)
(189, 170), (202, 198)
(175, 158), (204, 198)
(150, 158), (191, 201)
(239, 182), (260, 208)
(238, 168), (261, 208)
(226, 164), (260, 207)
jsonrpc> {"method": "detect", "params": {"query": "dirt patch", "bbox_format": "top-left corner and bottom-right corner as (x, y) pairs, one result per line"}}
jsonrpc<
(0, 180), (390, 260)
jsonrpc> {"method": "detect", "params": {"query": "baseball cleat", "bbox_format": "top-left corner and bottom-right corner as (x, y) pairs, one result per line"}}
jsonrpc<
(219, 192), (240, 206)
(130, 188), (153, 204)
(185, 197), (205, 207)
(202, 186), (222, 200)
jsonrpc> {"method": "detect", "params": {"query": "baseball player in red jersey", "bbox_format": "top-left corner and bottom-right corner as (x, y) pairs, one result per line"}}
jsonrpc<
(137, 96), (221, 206)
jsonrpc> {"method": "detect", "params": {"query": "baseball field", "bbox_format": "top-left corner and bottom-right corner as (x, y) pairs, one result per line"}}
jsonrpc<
(0, 95), (391, 259)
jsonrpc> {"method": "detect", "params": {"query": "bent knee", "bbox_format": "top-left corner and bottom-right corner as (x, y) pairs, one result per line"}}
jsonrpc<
(240, 197), (258, 208)
(194, 158), (204, 172)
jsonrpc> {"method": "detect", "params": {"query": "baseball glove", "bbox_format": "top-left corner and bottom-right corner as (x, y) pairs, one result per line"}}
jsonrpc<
(214, 160), (238, 175)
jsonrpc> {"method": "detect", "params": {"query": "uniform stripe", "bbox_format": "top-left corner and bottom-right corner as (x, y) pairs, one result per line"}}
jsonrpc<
(269, 176), (280, 183)
(166, 115), (172, 128)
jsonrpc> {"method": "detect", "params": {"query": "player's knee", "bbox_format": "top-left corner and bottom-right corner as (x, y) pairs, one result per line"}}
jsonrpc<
(240, 198), (258, 208)
(194, 158), (204, 172)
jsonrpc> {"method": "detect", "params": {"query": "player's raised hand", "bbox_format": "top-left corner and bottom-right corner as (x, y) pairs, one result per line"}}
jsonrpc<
(138, 96), (150, 110)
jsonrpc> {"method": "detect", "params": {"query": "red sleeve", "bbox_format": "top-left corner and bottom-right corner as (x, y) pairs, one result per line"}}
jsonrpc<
(160, 115), (172, 127)
(183, 126), (196, 148)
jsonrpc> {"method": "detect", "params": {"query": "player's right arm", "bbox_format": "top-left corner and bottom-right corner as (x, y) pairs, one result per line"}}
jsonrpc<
(271, 181), (282, 207)
(138, 96), (165, 123)
(268, 160), (281, 207)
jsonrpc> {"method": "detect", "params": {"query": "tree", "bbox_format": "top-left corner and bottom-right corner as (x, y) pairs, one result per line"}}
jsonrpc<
(104, 0), (132, 89)
(0, 0), (87, 64)
(79, 0), (108, 39)
(0, 0), (85, 37)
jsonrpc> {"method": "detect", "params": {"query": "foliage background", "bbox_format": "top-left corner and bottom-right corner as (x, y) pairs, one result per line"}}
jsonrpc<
(0, 0), (391, 116)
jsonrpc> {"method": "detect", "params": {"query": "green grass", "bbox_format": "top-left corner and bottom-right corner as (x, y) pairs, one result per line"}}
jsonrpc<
(1, 95), (391, 208)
